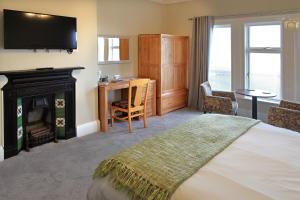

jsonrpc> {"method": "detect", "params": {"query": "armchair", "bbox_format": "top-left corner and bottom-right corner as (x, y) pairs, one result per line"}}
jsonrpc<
(268, 100), (300, 133)
(200, 81), (238, 115)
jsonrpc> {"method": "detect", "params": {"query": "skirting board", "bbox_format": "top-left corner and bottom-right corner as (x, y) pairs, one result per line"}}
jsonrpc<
(77, 120), (100, 137)
(0, 145), (4, 161)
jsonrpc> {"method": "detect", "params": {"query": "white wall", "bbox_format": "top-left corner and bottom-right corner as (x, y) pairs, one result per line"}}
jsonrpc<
(163, 0), (300, 120)
(97, 0), (164, 78)
(96, 0), (164, 101)
(0, 0), (99, 126)
(164, 0), (300, 35)
(0, 0), (99, 161)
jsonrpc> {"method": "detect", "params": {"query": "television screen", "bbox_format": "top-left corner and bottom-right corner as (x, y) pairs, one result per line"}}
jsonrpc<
(4, 9), (77, 50)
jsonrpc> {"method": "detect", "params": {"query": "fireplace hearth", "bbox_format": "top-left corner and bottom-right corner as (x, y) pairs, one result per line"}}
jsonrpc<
(0, 67), (84, 159)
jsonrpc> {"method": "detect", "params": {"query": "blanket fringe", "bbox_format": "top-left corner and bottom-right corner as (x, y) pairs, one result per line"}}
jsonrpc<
(93, 159), (170, 200)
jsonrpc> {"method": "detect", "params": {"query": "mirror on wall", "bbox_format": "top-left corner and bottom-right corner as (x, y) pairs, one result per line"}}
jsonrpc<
(98, 36), (131, 64)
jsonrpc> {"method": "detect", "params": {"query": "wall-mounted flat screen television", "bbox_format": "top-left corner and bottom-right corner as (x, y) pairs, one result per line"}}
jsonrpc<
(4, 9), (77, 51)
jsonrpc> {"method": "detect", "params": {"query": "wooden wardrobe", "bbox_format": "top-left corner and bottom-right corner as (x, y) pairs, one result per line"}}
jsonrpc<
(138, 34), (189, 115)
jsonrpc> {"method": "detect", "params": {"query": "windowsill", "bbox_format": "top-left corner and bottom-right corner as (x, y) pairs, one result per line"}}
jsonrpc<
(236, 95), (280, 105)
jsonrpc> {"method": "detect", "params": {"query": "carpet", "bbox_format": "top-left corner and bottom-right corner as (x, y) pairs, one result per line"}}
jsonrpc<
(0, 108), (200, 200)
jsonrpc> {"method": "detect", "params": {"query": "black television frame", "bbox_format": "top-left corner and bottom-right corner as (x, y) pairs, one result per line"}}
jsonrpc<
(3, 9), (77, 52)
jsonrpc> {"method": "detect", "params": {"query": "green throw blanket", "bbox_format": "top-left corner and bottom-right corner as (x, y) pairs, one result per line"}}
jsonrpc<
(93, 114), (259, 200)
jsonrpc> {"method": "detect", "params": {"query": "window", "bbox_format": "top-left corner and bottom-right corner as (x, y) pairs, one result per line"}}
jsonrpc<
(209, 26), (231, 91)
(245, 23), (282, 98)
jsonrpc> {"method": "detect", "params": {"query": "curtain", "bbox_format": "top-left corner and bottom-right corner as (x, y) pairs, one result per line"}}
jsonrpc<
(188, 16), (214, 110)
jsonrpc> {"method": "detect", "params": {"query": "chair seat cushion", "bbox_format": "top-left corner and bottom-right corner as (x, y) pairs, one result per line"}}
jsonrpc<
(112, 100), (131, 109)
(112, 100), (146, 109)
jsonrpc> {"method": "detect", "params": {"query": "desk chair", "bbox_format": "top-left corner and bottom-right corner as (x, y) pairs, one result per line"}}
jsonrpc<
(110, 79), (150, 133)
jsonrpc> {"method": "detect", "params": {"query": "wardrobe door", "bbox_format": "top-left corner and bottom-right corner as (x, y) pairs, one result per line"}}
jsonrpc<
(173, 37), (188, 90)
(160, 36), (188, 115)
(161, 36), (175, 94)
(138, 35), (161, 82)
(138, 34), (189, 116)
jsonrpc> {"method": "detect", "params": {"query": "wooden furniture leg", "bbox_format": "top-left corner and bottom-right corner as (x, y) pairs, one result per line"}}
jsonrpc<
(99, 86), (108, 132)
(143, 109), (147, 128)
(128, 111), (132, 133)
(110, 103), (114, 127)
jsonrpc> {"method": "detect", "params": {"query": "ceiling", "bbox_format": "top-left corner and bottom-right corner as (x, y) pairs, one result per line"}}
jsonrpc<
(149, 0), (193, 4)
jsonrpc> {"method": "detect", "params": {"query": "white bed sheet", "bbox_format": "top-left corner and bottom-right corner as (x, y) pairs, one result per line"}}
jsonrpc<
(88, 122), (300, 200)
(172, 122), (300, 200)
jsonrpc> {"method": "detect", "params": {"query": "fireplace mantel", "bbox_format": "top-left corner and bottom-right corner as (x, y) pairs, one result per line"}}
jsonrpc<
(0, 67), (84, 159)
(0, 67), (84, 81)
(0, 67), (84, 75)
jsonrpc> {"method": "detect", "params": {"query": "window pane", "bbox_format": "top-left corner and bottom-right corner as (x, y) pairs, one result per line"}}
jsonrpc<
(249, 53), (281, 97)
(108, 38), (120, 61)
(112, 49), (120, 61)
(249, 25), (281, 48)
(209, 26), (231, 91)
(111, 38), (119, 46)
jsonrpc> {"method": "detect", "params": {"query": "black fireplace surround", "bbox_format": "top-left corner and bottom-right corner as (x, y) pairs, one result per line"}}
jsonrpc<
(0, 67), (84, 159)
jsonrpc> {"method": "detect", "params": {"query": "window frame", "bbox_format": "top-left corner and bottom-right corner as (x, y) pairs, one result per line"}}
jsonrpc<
(244, 21), (283, 96)
(108, 38), (120, 62)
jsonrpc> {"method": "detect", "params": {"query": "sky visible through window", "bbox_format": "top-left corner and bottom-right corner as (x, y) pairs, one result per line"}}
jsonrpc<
(248, 24), (281, 97)
(249, 25), (281, 48)
(209, 26), (231, 91)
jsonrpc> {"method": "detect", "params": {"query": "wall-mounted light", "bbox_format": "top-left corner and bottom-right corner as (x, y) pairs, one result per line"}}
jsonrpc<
(24, 12), (51, 19)
(284, 20), (299, 30)
(25, 12), (36, 17)
(38, 14), (50, 19)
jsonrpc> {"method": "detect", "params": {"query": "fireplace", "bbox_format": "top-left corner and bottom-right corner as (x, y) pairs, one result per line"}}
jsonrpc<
(23, 95), (56, 150)
(0, 67), (84, 159)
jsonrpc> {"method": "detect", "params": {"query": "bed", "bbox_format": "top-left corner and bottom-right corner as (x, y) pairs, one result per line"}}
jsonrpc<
(87, 114), (300, 200)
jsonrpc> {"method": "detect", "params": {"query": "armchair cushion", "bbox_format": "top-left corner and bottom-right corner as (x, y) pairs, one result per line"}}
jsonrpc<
(212, 91), (237, 101)
(268, 106), (300, 133)
(279, 100), (300, 111)
(203, 96), (233, 114)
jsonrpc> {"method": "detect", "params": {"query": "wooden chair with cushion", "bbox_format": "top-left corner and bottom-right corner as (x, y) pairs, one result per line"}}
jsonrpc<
(200, 81), (238, 115)
(110, 79), (150, 133)
(268, 100), (300, 132)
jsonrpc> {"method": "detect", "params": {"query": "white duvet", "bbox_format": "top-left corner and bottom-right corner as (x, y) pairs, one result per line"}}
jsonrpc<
(172, 122), (300, 200)
(88, 122), (300, 200)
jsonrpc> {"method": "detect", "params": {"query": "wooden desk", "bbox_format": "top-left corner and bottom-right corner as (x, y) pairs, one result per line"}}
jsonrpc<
(98, 79), (156, 132)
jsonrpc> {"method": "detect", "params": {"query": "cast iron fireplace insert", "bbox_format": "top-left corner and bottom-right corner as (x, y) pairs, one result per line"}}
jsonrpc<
(0, 67), (84, 159)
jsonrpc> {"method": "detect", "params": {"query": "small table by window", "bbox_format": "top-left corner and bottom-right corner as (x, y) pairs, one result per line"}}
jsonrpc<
(236, 89), (276, 119)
